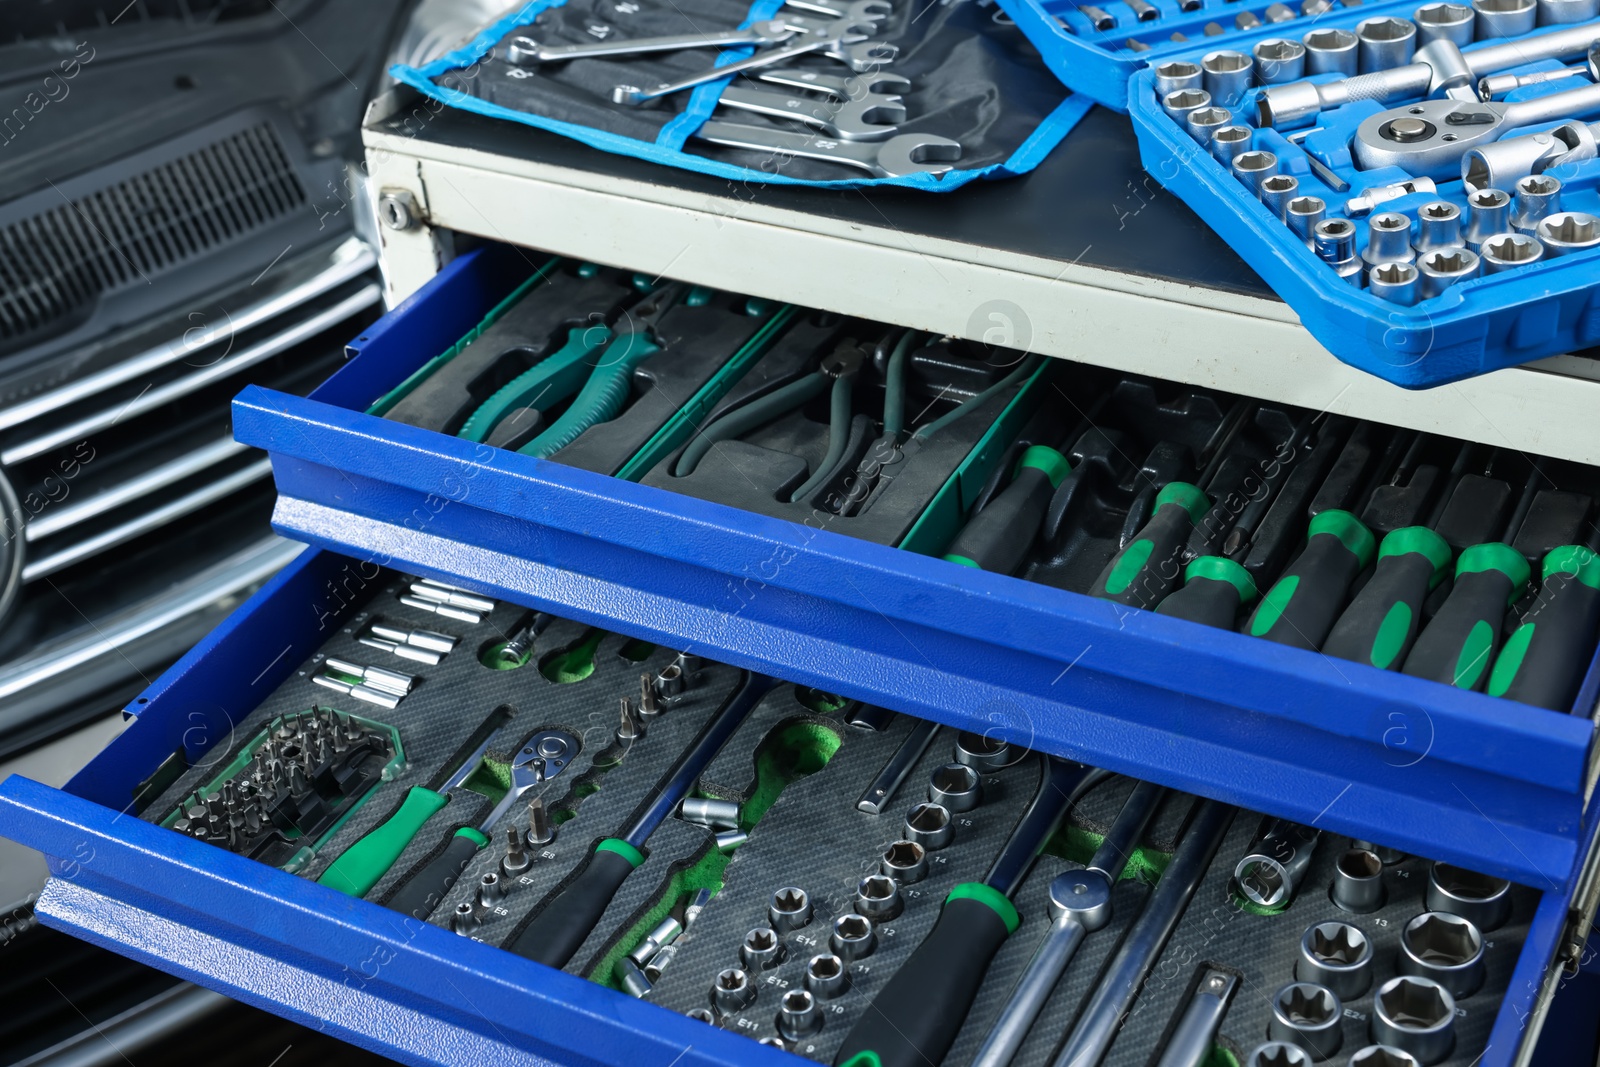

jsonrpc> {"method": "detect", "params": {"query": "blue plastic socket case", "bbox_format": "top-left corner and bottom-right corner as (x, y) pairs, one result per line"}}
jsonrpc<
(991, 0), (1600, 387)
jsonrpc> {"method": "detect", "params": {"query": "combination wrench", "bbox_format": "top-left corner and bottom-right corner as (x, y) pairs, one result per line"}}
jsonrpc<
(695, 119), (960, 177)
(613, 23), (895, 104)
(716, 82), (906, 139)
(507, 20), (800, 64)
(758, 66), (913, 99)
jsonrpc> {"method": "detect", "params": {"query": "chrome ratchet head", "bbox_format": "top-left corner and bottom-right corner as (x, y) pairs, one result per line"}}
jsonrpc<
(1355, 99), (1522, 179)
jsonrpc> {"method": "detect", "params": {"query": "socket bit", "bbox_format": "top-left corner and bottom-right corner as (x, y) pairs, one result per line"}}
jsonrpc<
(639, 673), (662, 717)
(1465, 188), (1512, 249)
(881, 840), (929, 884)
(501, 826), (532, 879)
(1414, 201), (1463, 252)
(1232, 151), (1280, 193)
(929, 763), (981, 812)
(712, 967), (756, 1014)
(1363, 212), (1416, 266)
(905, 802), (954, 850)
(1332, 847), (1387, 911)
(1372, 976), (1456, 1064)
(644, 943), (679, 981)
(831, 914), (876, 960)
(1399, 912), (1486, 997)
(1512, 173), (1561, 233)
(1202, 50), (1253, 107)
(1417, 248), (1480, 297)
(741, 926), (786, 970)
(1303, 27), (1359, 75)
(1368, 261), (1422, 305)
(1260, 174), (1300, 220)
(1246, 1044), (1313, 1067)
(629, 916), (685, 965)
(1254, 38), (1307, 83)
(450, 901), (480, 936)
(805, 954), (850, 999)
(1296, 921), (1374, 999)
(1537, 211), (1600, 255)
(770, 887), (812, 933)
(855, 874), (904, 921)
(616, 697), (644, 746)
(1286, 196), (1327, 248)
(525, 797), (555, 848)
(681, 797), (741, 828)
(777, 989), (823, 1041)
(618, 957), (652, 998)
(1414, 1), (1475, 45)
(1154, 60), (1203, 95)
(1481, 231), (1545, 272)
(1268, 982), (1344, 1060)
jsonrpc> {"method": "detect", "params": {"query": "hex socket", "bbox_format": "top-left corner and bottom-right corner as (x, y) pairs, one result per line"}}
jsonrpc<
(1537, 211), (1600, 255)
(1188, 106), (1233, 144)
(1353, 840), (1408, 865)
(1202, 50), (1254, 107)
(881, 839), (929, 883)
(1246, 1044), (1313, 1067)
(1481, 232), (1545, 272)
(1260, 174), (1300, 220)
(1414, 2), (1476, 46)
(1234, 821), (1319, 908)
(954, 731), (1011, 770)
(855, 873), (904, 921)
(1399, 912), (1486, 998)
(1472, 0), (1537, 37)
(1414, 201), (1463, 253)
(1154, 60), (1204, 96)
(1254, 39), (1307, 83)
(712, 967), (756, 1014)
(804, 953), (850, 1000)
(1233, 151), (1280, 193)
(1513, 173), (1562, 233)
(1296, 920), (1374, 999)
(1162, 88), (1213, 125)
(769, 887), (812, 933)
(1210, 125), (1254, 166)
(1536, 0), (1599, 22)
(1427, 862), (1512, 930)
(905, 802), (955, 850)
(1332, 847), (1388, 912)
(1356, 17), (1417, 71)
(741, 926), (786, 970)
(1303, 27), (1359, 75)
(1286, 196), (1327, 248)
(777, 989), (823, 1040)
(1418, 248), (1480, 296)
(831, 913), (877, 961)
(1372, 976), (1456, 1064)
(1268, 982), (1344, 1060)
(1363, 212), (1417, 266)
(1348, 1047), (1422, 1067)
(929, 763), (982, 812)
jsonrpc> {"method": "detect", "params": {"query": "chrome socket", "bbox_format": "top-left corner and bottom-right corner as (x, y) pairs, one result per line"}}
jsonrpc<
(881, 839), (929, 884)
(501, 826), (532, 879)
(804, 953), (850, 1000)
(905, 802), (955, 850)
(629, 915), (684, 966)
(1356, 17), (1417, 71)
(712, 967), (756, 1014)
(1414, 202), (1464, 253)
(856, 873), (904, 921)
(1246, 1044), (1312, 1067)
(655, 662), (686, 698)
(741, 926), (786, 970)
(686, 1007), (717, 1025)
(1481, 232), (1545, 273)
(1127, 0), (1161, 19)
(929, 763), (982, 812)
(1233, 151), (1280, 194)
(831, 914), (877, 961)
(450, 901), (480, 936)
(1427, 862), (1511, 930)
(954, 732), (1011, 771)
(1155, 60), (1204, 96)
(1537, 0), (1599, 21)
(1372, 976), (1456, 1064)
(680, 797), (741, 829)
(1417, 248), (1480, 297)
(1079, 4), (1116, 29)
(1210, 125), (1254, 167)
(1353, 840), (1408, 865)
(1202, 50), (1255, 107)
(1268, 982), (1344, 1060)
(1331, 847), (1388, 912)
(1348, 1046), (1422, 1067)
(777, 988), (823, 1041)
(1537, 211), (1600, 256)
(1260, 174), (1301, 220)
(769, 887), (812, 933)
(1296, 921), (1374, 999)
(1303, 28), (1359, 75)
(618, 958), (652, 998)
(644, 943), (679, 982)
(1286, 196), (1327, 248)
(1472, 0), (1537, 36)
(1236, 820), (1321, 907)
(716, 829), (748, 853)
(1513, 173), (1562, 233)
(1162, 88), (1213, 125)
(1188, 106), (1233, 145)
(1363, 212), (1417, 266)
(478, 871), (507, 908)
(1414, 2), (1475, 45)
(1254, 39), (1307, 83)
(1399, 912), (1486, 998)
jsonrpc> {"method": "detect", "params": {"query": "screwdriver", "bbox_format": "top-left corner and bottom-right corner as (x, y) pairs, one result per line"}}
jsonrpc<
(833, 756), (1103, 1067)
(317, 705), (513, 898)
(1401, 463), (1539, 689)
(943, 446), (1073, 574)
(1089, 400), (1252, 609)
(1488, 527), (1600, 710)
(1322, 441), (1468, 668)
(504, 673), (773, 968)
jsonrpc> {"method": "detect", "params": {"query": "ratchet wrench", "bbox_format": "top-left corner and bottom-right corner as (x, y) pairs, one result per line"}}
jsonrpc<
(695, 120), (960, 177)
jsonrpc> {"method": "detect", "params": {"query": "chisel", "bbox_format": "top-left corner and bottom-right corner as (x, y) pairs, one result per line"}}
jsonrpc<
(834, 756), (1103, 1067)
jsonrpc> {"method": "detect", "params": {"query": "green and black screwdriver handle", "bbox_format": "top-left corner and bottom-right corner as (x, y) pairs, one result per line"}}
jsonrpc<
(943, 445), (1073, 575)
(1488, 542), (1600, 709)
(1244, 508), (1378, 651)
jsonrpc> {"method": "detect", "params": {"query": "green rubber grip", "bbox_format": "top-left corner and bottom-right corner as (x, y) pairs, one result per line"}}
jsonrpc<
(1246, 510), (1376, 651)
(457, 325), (613, 443)
(1090, 482), (1211, 609)
(519, 330), (662, 459)
(1402, 543), (1530, 690)
(1488, 546), (1600, 710)
(317, 786), (450, 897)
(383, 827), (488, 921)
(1324, 527), (1452, 669)
(1157, 556), (1258, 629)
(505, 840), (643, 968)
(942, 446), (1069, 575)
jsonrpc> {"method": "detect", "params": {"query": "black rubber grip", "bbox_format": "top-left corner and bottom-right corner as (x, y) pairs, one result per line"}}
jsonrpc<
(833, 893), (1013, 1067)
(943, 448), (1068, 575)
(1157, 575), (1244, 629)
(506, 846), (638, 968)
(1323, 529), (1449, 669)
(1489, 548), (1600, 710)
(1402, 568), (1515, 689)
(1090, 483), (1209, 610)
(384, 831), (482, 921)
(1245, 512), (1374, 651)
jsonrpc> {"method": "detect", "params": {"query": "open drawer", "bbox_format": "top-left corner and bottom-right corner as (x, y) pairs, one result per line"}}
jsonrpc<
(1, 546), (1595, 1067)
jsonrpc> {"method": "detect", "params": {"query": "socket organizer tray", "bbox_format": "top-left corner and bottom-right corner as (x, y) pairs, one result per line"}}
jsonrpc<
(220, 241), (1600, 899)
(0, 562), (1579, 1067)
(990, 0), (1600, 387)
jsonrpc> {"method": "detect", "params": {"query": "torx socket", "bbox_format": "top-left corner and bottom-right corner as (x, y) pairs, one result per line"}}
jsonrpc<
(855, 873), (904, 921)
(1296, 921), (1374, 999)
(1414, 201), (1464, 252)
(929, 763), (982, 812)
(1233, 151), (1280, 193)
(1287, 195), (1328, 248)
(954, 731), (1011, 770)
(629, 915), (685, 965)
(1399, 912), (1486, 998)
(1537, 0), (1599, 21)
(1210, 125), (1254, 166)
(1260, 174), (1300, 220)
(712, 967), (756, 1014)
(450, 901), (480, 936)
(686, 1007), (718, 1025)
(1464, 188), (1512, 249)
(1417, 247), (1480, 296)
(1512, 173), (1561, 233)
(777, 989), (823, 1041)
(1254, 38), (1308, 83)
(1427, 862), (1512, 930)
(1154, 60), (1204, 96)
(1349, 1048), (1422, 1067)
(1473, 0), (1536, 37)
(681, 797), (741, 829)
(644, 943), (679, 981)
(1414, 2), (1476, 45)
(1481, 231), (1545, 272)
(1303, 27), (1360, 74)
(1332, 847), (1388, 911)
(1268, 982), (1344, 1060)
(1202, 50), (1254, 106)
(1080, 4), (1117, 28)
(741, 927), (786, 970)
(1187, 106), (1233, 144)
(619, 958), (652, 998)
(1235, 820), (1321, 907)
(831, 914), (876, 961)
(769, 887), (812, 933)
(804, 954), (850, 1000)
(1246, 1044), (1313, 1067)
(1162, 88), (1213, 126)
(905, 802), (954, 850)
(1356, 17), (1417, 71)
(1537, 211), (1600, 255)
(1127, 0), (1161, 20)
(478, 871), (506, 906)
(1368, 261), (1423, 305)
(1364, 212), (1417, 266)
(881, 839), (929, 884)
(1372, 976), (1456, 1064)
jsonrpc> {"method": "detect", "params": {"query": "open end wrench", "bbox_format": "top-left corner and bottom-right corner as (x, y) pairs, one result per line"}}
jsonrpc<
(695, 119), (961, 177)
(507, 19), (797, 64)
(717, 82), (906, 140)
(784, 0), (894, 22)
(758, 66), (912, 99)
(613, 23), (888, 104)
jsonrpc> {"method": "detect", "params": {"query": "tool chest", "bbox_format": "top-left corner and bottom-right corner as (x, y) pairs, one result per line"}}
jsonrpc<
(991, 0), (1600, 387)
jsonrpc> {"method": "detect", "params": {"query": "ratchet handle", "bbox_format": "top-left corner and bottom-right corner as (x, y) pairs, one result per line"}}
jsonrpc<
(1090, 482), (1211, 609)
(318, 786), (450, 898)
(505, 840), (643, 967)
(382, 828), (487, 921)
(834, 885), (1016, 1067)
(1402, 543), (1529, 689)
(943, 447), (1070, 575)
(1489, 546), (1600, 710)
(519, 331), (661, 459)
(1246, 509), (1376, 650)
(1157, 556), (1258, 629)
(1323, 527), (1451, 669)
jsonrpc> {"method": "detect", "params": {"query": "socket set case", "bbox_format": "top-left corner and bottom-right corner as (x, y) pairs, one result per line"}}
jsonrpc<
(990, 0), (1600, 387)
(223, 241), (1600, 895)
(0, 549), (1590, 1067)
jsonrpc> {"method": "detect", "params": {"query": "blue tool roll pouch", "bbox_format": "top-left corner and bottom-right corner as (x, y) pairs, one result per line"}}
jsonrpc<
(390, 0), (1092, 189)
